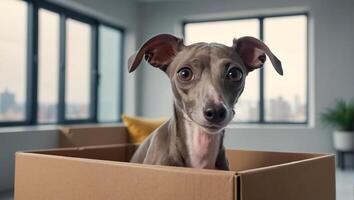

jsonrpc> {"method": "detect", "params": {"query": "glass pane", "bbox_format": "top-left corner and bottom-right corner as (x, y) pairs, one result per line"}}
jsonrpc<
(65, 19), (91, 119)
(98, 26), (122, 122)
(0, 0), (27, 122)
(38, 9), (60, 123)
(264, 15), (307, 122)
(184, 19), (260, 122)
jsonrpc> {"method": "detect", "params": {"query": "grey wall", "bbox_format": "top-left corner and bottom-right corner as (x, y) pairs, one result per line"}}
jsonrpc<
(136, 0), (354, 153)
(0, 0), (139, 192)
(0, 128), (59, 192)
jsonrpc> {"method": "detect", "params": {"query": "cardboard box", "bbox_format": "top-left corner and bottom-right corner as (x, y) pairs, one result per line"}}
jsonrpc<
(15, 144), (335, 200)
(59, 124), (129, 147)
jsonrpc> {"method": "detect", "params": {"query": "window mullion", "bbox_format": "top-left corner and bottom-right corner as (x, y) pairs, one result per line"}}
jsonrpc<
(259, 17), (265, 123)
(118, 31), (125, 122)
(58, 14), (66, 124)
(90, 24), (99, 122)
(26, 1), (39, 125)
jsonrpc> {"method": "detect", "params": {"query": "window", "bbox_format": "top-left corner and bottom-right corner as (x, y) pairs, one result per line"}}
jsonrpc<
(264, 16), (307, 122)
(184, 14), (308, 124)
(65, 19), (92, 120)
(0, 0), (27, 122)
(0, 0), (124, 127)
(98, 25), (123, 122)
(38, 9), (60, 123)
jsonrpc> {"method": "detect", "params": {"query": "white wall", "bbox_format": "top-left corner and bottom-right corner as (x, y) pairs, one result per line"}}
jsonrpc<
(0, 0), (139, 192)
(136, 0), (354, 153)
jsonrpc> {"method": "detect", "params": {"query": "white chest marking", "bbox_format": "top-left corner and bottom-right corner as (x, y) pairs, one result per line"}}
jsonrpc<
(185, 124), (221, 169)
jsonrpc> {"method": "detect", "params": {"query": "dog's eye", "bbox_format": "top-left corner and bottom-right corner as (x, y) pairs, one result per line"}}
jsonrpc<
(226, 67), (243, 81)
(177, 67), (194, 81)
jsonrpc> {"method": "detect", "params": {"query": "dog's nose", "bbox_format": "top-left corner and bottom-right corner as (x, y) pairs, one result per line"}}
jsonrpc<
(203, 104), (227, 123)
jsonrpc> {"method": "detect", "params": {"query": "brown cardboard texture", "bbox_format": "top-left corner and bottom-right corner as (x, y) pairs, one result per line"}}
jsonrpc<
(15, 144), (335, 200)
(59, 124), (129, 147)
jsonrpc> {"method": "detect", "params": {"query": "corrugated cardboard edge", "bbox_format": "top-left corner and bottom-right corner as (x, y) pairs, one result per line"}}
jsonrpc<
(236, 154), (335, 200)
(234, 175), (241, 200)
(15, 152), (236, 200)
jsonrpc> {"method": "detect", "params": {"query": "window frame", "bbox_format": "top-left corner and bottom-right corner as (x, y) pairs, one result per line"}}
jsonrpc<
(0, 0), (125, 127)
(182, 13), (309, 125)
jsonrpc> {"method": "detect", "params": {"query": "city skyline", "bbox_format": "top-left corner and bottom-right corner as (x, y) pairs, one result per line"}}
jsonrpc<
(0, 88), (306, 123)
(0, 89), (89, 122)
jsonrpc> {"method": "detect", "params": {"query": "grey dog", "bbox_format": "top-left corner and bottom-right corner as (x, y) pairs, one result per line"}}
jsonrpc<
(129, 34), (283, 170)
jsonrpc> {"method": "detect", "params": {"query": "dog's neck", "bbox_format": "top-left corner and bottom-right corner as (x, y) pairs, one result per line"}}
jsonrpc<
(172, 104), (223, 169)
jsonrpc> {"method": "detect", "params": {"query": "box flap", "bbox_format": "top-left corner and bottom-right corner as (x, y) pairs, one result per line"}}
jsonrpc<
(237, 155), (335, 200)
(15, 152), (236, 200)
(226, 149), (324, 172)
(59, 124), (129, 147)
(27, 144), (138, 162)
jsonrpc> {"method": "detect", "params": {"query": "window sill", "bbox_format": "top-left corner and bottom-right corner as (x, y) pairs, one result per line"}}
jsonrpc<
(0, 125), (61, 134)
(0, 122), (124, 134)
(227, 123), (312, 130)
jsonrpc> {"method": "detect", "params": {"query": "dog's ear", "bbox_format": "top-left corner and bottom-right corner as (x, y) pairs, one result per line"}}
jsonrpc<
(233, 36), (283, 75)
(128, 34), (184, 73)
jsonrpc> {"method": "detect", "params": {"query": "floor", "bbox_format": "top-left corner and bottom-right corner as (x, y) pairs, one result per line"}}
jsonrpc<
(337, 169), (354, 200)
(1, 169), (353, 200)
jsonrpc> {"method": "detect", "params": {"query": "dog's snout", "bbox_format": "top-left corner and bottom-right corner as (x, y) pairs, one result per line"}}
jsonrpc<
(203, 104), (227, 123)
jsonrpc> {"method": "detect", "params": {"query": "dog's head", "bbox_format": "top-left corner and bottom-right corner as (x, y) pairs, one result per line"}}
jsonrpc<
(129, 34), (283, 133)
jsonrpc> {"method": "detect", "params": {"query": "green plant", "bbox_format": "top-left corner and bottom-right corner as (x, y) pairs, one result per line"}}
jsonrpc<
(321, 99), (354, 132)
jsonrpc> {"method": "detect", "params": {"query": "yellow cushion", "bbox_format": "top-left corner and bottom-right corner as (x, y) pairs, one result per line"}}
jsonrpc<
(122, 114), (166, 144)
